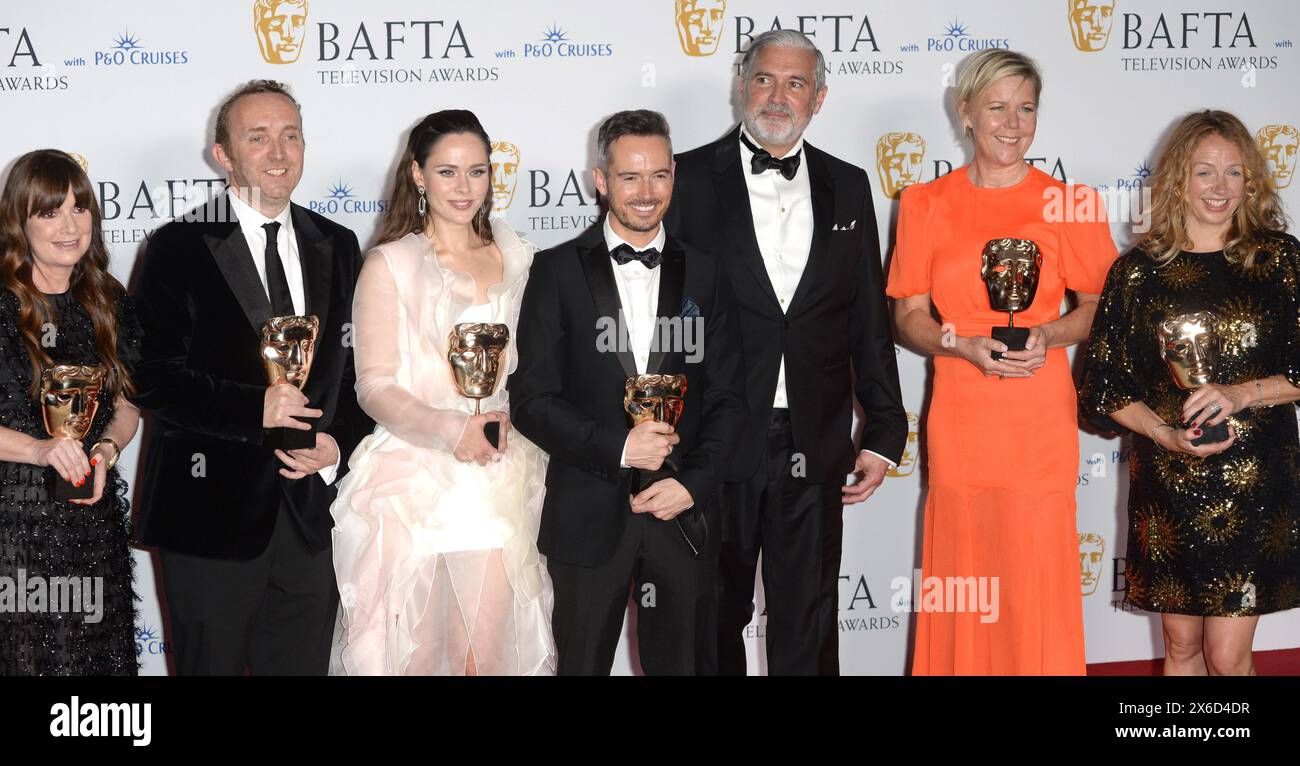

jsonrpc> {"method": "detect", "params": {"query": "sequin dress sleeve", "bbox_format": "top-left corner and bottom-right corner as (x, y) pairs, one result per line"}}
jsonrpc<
(1079, 250), (1149, 433)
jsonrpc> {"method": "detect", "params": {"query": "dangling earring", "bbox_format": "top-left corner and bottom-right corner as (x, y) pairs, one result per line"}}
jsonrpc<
(417, 185), (427, 217)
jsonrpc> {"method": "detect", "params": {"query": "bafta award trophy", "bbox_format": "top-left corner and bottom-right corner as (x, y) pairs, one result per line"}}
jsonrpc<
(1157, 311), (1230, 445)
(447, 322), (510, 449)
(39, 364), (107, 501)
(624, 374), (707, 555)
(981, 238), (1043, 360)
(261, 315), (319, 450)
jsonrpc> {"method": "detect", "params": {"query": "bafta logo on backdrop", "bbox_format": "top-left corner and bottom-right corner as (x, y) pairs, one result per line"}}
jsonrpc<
(875, 132), (926, 199)
(886, 412), (921, 478)
(66, 152), (89, 173)
(675, 0), (726, 57)
(1068, 0), (1116, 52)
(1257, 124), (1298, 190)
(490, 141), (520, 211)
(1079, 533), (1105, 596)
(254, 0), (309, 64)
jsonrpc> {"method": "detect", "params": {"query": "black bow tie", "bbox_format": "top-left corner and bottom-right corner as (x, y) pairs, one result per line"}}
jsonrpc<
(741, 131), (801, 180)
(610, 243), (663, 269)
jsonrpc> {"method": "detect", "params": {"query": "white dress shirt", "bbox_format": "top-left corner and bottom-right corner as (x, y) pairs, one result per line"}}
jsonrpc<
(739, 124), (812, 411)
(228, 191), (340, 484)
(738, 129), (895, 470)
(605, 216), (666, 469)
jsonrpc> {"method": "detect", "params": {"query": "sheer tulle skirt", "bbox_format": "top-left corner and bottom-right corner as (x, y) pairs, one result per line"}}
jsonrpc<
(329, 427), (555, 676)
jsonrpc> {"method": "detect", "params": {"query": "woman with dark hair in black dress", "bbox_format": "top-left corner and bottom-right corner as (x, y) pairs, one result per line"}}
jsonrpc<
(0, 149), (142, 675)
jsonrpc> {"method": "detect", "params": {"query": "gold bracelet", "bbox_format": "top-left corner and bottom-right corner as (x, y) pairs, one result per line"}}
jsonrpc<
(91, 438), (120, 470)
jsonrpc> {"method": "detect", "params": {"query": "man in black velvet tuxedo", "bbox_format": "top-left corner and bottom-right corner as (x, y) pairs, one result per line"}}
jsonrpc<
(131, 80), (371, 674)
(665, 30), (907, 675)
(511, 110), (745, 675)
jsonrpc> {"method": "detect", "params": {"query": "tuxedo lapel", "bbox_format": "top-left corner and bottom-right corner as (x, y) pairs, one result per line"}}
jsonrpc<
(713, 129), (781, 310)
(576, 227), (637, 379)
(204, 206), (272, 334)
(788, 143), (835, 314)
(647, 237), (685, 375)
(292, 203), (334, 331)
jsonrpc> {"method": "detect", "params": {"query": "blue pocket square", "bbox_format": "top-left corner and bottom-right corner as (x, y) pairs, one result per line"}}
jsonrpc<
(679, 296), (701, 319)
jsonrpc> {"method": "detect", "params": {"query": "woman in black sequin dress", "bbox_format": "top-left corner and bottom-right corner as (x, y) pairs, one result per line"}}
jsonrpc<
(1080, 111), (1300, 676)
(0, 150), (142, 675)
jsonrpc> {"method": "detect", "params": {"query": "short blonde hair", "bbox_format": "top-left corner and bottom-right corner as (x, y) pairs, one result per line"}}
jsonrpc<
(955, 49), (1042, 138)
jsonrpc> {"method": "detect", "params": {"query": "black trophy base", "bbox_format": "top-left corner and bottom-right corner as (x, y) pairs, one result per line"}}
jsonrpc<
(484, 420), (500, 449)
(630, 463), (708, 557)
(264, 423), (317, 451)
(1183, 414), (1231, 446)
(53, 472), (93, 501)
(990, 325), (1030, 361)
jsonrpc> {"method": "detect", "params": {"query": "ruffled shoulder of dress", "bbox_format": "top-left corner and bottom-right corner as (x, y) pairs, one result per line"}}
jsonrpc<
(490, 216), (537, 285)
(363, 233), (441, 292)
(369, 231), (434, 264)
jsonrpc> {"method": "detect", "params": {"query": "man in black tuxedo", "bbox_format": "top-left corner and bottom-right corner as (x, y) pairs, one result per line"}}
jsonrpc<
(665, 30), (907, 675)
(511, 110), (745, 675)
(131, 80), (371, 674)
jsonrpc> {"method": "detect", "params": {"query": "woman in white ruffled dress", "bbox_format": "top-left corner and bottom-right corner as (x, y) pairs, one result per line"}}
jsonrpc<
(330, 110), (554, 675)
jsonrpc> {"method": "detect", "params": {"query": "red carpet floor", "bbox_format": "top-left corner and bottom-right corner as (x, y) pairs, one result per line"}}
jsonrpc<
(1088, 647), (1300, 675)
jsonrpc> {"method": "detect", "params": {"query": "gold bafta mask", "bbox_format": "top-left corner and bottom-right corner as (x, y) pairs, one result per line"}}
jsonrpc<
(886, 412), (921, 478)
(1256, 124), (1299, 190)
(448, 322), (510, 410)
(40, 364), (107, 440)
(489, 141), (521, 211)
(624, 374), (688, 426)
(675, 0), (727, 57)
(980, 238), (1043, 315)
(261, 315), (319, 388)
(1157, 311), (1220, 390)
(1078, 533), (1105, 596)
(875, 133), (926, 199)
(254, 0), (309, 65)
(1068, 0), (1116, 52)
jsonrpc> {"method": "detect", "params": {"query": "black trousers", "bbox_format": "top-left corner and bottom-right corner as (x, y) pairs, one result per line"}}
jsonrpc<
(159, 505), (338, 675)
(718, 408), (844, 676)
(547, 511), (717, 675)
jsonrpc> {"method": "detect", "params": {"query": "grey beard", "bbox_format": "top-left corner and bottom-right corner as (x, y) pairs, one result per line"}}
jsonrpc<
(743, 111), (807, 149)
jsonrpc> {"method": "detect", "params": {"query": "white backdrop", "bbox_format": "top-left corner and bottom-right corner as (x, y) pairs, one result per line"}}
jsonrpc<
(2, 0), (1298, 674)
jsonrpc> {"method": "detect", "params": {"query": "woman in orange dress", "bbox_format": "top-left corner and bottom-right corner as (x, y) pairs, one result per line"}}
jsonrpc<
(888, 49), (1118, 674)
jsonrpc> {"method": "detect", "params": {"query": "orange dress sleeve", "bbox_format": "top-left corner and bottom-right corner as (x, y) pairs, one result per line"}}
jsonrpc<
(1058, 185), (1119, 294)
(886, 182), (933, 299)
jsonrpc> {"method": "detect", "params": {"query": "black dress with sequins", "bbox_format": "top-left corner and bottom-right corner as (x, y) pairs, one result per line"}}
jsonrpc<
(0, 288), (140, 674)
(1080, 232), (1300, 617)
